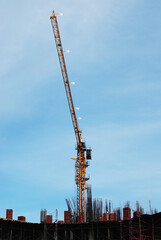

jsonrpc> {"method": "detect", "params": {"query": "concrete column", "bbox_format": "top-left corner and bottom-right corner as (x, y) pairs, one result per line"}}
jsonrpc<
(96, 224), (99, 240)
(107, 222), (110, 240)
(54, 223), (58, 240)
(9, 229), (12, 240)
(43, 222), (47, 240)
(0, 225), (2, 240)
(70, 230), (73, 240)
(81, 224), (84, 240)
(88, 229), (94, 240)
(19, 229), (22, 240)
(32, 229), (35, 240)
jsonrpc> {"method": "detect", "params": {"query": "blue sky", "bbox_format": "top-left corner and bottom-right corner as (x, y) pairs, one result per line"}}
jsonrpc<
(0, 0), (161, 222)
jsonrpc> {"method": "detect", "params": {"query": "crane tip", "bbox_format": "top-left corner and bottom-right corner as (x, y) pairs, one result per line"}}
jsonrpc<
(50, 10), (55, 19)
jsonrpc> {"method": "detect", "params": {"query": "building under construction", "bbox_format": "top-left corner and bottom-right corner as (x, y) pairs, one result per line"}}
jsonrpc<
(1, 198), (160, 239)
(1, 209), (161, 239)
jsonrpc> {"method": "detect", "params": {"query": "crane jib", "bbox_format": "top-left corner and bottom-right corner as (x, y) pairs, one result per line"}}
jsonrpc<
(51, 16), (81, 146)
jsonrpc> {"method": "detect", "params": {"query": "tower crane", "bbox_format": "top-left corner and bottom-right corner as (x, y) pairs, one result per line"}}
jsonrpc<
(50, 10), (92, 219)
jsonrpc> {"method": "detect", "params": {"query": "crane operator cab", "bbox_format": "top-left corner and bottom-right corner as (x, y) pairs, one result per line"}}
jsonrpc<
(80, 137), (92, 159)
(86, 148), (92, 160)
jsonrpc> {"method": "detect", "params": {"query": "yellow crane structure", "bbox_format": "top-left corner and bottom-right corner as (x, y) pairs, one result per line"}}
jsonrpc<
(50, 10), (91, 219)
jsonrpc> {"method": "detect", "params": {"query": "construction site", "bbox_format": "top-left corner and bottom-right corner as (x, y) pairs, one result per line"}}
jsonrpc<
(1, 6), (161, 240)
(1, 207), (161, 239)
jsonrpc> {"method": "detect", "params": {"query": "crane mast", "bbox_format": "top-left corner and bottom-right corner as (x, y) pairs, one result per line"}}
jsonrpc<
(50, 10), (91, 219)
